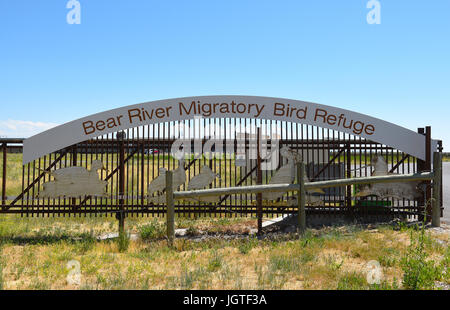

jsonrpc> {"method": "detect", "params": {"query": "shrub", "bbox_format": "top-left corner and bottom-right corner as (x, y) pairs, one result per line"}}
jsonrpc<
(337, 272), (367, 290)
(401, 223), (442, 290)
(238, 237), (258, 254)
(139, 220), (165, 241)
(207, 251), (223, 272)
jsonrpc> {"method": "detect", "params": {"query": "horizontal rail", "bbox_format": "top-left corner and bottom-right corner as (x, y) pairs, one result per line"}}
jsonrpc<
(173, 172), (434, 199)
(0, 138), (25, 144)
(0, 137), (398, 147)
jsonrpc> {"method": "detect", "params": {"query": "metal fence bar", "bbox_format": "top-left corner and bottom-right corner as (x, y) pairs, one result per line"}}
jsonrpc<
(174, 171), (434, 199)
(256, 127), (263, 234)
(10, 149), (69, 207)
(118, 134), (125, 233)
(298, 162), (306, 233)
(166, 170), (175, 246)
(432, 152), (442, 227)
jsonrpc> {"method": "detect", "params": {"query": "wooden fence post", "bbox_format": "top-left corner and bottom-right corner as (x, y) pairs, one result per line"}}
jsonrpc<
(432, 152), (442, 227)
(166, 170), (175, 246)
(298, 162), (306, 234)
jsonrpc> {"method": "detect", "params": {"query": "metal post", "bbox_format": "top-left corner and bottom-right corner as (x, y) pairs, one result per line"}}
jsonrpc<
(256, 128), (263, 235)
(166, 170), (175, 246)
(346, 143), (352, 215)
(71, 146), (77, 210)
(2, 143), (7, 207)
(417, 128), (425, 221)
(432, 152), (442, 227)
(298, 163), (306, 233)
(141, 142), (145, 205)
(118, 135), (125, 234)
(425, 126), (432, 220)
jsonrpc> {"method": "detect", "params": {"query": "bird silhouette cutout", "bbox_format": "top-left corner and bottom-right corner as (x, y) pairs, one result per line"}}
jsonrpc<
(262, 146), (324, 202)
(147, 168), (168, 195)
(354, 155), (421, 200)
(147, 194), (167, 205)
(188, 166), (220, 190)
(39, 160), (108, 198)
(186, 165), (221, 203)
(172, 159), (187, 190)
(147, 159), (187, 204)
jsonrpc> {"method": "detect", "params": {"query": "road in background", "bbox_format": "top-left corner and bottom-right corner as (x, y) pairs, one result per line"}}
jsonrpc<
(442, 162), (450, 224)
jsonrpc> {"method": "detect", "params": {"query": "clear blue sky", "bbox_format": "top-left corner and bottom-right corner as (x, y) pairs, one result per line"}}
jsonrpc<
(0, 1), (449, 147)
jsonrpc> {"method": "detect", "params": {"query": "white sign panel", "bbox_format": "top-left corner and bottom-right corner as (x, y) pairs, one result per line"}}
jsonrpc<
(23, 96), (437, 164)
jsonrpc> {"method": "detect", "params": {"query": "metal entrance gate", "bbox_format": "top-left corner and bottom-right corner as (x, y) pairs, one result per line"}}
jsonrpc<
(0, 120), (443, 220)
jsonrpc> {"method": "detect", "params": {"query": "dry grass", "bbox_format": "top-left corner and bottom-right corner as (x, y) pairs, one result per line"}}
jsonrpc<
(0, 214), (448, 290)
(0, 153), (448, 290)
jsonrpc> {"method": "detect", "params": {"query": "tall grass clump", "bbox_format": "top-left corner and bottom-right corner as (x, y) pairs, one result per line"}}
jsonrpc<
(238, 236), (258, 254)
(0, 257), (3, 290)
(0, 241), (4, 290)
(401, 220), (442, 290)
(269, 255), (302, 273)
(336, 272), (367, 290)
(207, 250), (224, 272)
(139, 220), (165, 241)
(117, 231), (130, 253)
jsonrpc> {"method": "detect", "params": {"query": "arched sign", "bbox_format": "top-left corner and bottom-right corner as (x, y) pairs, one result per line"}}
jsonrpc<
(23, 96), (437, 164)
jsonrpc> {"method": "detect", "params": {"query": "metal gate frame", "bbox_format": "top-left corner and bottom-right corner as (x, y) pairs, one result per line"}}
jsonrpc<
(0, 121), (444, 223)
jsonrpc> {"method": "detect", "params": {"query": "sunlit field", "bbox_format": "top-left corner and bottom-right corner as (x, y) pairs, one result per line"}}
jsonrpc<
(0, 152), (448, 290)
(0, 213), (448, 290)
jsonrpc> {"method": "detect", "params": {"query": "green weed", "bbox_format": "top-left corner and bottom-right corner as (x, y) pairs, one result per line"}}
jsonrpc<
(401, 222), (443, 289)
(138, 220), (165, 240)
(117, 231), (130, 253)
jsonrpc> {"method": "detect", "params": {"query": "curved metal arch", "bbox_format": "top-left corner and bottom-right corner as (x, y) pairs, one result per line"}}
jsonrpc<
(23, 96), (437, 164)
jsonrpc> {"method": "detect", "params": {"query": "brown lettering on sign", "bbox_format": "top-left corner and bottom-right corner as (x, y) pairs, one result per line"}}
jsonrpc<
(314, 108), (327, 122)
(82, 115), (124, 136)
(273, 103), (307, 119)
(179, 101), (196, 115)
(96, 120), (106, 131)
(128, 108), (142, 123)
(155, 108), (165, 118)
(81, 102), (375, 138)
(365, 124), (375, 135)
(314, 108), (375, 136)
(178, 101), (266, 118)
(107, 116), (121, 129)
(274, 103), (284, 116)
(327, 114), (337, 125)
(83, 121), (95, 135)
